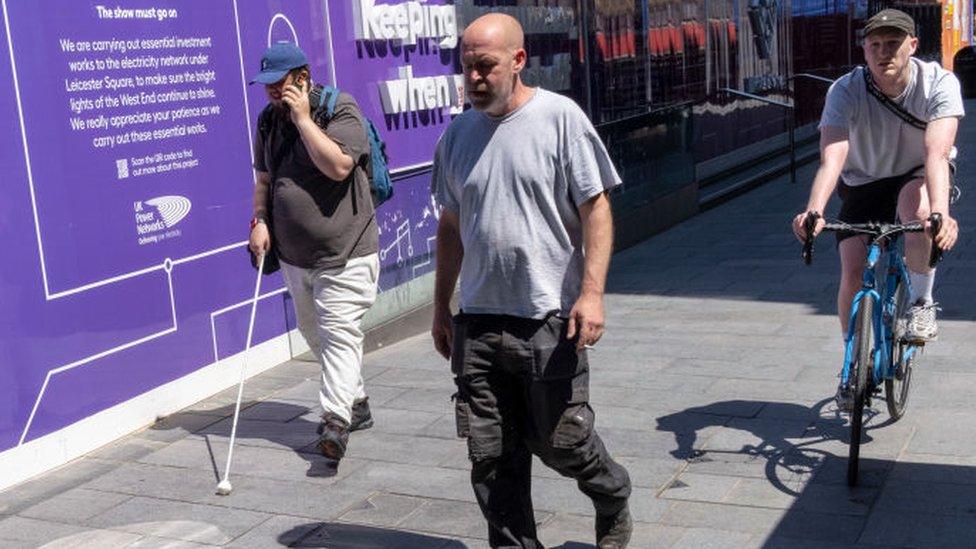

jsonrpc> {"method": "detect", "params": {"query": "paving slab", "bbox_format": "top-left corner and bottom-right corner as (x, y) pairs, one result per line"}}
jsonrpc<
(223, 515), (322, 548)
(396, 499), (488, 539)
(18, 488), (132, 524)
(0, 516), (104, 546)
(337, 493), (426, 528)
(669, 527), (756, 549)
(86, 497), (270, 545)
(124, 536), (222, 548)
(536, 513), (684, 549)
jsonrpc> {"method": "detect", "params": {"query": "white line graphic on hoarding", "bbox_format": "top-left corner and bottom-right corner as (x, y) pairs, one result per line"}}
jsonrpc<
(268, 13), (299, 47)
(379, 220), (413, 265)
(210, 287), (289, 363)
(1, 0), (51, 301)
(322, 0), (338, 86)
(232, 0), (255, 167)
(8, 1), (301, 446)
(18, 265), (179, 445)
(412, 236), (437, 276)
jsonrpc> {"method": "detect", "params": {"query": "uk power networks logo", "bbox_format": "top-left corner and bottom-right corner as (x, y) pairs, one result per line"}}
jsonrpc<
(134, 195), (192, 246)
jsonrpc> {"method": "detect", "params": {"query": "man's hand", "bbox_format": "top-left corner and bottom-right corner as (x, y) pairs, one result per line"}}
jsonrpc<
(930, 212), (959, 251)
(431, 307), (453, 360)
(282, 78), (310, 126)
(792, 211), (824, 243)
(567, 292), (604, 351)
(249, 222), (270, 256)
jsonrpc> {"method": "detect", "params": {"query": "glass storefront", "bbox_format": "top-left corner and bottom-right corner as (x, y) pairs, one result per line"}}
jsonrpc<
(455, 0), (898, 211)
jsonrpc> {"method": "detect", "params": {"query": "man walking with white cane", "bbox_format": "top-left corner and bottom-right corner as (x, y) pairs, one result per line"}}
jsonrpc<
(247, 42), (379, 463)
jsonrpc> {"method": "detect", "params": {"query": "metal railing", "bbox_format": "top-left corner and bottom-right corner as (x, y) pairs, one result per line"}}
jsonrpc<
(792, 73), (835, 85)
(721, 73), (835, 184)
(720, 87), (797, 183)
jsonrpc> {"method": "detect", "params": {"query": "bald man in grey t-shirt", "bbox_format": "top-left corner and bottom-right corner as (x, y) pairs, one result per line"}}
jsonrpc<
(430, 13), (632, 548)
(791, 9), (963, 411)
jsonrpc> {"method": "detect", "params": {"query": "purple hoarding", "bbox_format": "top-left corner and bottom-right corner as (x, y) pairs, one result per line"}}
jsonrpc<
(0, 0), (456, 459)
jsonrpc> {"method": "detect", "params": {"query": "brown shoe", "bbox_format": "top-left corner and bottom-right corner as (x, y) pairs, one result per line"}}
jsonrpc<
(316, 413), (349, 461)
(596, 505), (632, 549)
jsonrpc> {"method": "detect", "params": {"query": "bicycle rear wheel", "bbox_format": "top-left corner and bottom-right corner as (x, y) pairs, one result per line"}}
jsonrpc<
(848, 297), (873, 487)
(886, 278), (913, 420)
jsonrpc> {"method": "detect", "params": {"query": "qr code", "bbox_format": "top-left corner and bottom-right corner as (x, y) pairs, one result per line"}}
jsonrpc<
(116, 158), (129, 179)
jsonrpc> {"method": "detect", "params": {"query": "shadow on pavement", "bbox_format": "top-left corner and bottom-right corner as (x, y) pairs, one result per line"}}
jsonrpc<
(655, 399), (894, 496)
(280, 522), (466, 548)
(757, 456), (976, 546)
(148, 400), (341, 480)
(656, 399), (976, 545)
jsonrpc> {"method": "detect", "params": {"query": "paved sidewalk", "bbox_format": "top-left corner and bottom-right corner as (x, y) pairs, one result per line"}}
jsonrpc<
(2, 106), (975, 547)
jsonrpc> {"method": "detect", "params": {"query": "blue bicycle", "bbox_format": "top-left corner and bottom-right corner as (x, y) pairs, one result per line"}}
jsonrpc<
(802, 212), (943, 486)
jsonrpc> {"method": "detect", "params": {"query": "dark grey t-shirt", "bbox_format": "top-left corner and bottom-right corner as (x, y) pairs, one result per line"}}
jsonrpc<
(431, 88), (622, 318)
(254, 90), (378, 269)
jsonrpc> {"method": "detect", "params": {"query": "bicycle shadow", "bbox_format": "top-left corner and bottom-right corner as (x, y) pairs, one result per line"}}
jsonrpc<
(656, 398), (896, 496)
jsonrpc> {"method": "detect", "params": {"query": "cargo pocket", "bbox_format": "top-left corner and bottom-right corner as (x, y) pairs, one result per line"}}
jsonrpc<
(532, 317), (590, 404)
(551, 403), (594, 449)
(452, 392), (471, 438)
(532, 317), (588, 376)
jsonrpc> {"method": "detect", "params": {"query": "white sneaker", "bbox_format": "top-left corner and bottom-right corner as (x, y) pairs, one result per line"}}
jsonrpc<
(904, 301), (939, 342)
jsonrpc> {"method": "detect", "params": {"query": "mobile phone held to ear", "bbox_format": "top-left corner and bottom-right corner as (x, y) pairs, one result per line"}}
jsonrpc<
(285, 73), (305, 110)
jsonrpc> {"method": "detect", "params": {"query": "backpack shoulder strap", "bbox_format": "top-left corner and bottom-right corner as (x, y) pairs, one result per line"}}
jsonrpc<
(310, 84), (340, 118)
(309, 84), (341, 129)
(320, 85), (340, 118)
(862, 67), (927, 130)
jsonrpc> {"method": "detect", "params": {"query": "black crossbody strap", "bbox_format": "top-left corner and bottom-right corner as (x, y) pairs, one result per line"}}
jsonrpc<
(862, 68), (927, 131)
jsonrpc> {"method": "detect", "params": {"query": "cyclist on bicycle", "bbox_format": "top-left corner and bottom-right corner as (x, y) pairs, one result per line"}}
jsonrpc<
(791, 9), (963, 409)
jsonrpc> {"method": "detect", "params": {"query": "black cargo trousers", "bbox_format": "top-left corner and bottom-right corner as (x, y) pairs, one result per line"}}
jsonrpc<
(451, 312), (631, 548)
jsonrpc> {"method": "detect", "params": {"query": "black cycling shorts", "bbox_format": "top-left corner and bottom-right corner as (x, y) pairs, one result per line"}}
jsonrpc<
(835, 169), (922, 245)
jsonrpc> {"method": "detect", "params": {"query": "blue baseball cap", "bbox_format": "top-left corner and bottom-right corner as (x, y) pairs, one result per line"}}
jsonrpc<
(250, 42), (307, 85)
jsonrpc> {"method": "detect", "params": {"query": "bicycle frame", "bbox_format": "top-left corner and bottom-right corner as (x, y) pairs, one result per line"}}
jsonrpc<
(840, 237), (919, 388)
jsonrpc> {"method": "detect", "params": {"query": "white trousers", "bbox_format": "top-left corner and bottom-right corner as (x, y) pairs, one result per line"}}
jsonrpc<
(280, 253), (379, 423)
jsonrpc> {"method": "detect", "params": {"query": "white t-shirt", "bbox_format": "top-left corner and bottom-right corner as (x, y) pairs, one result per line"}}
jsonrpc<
(820, 58), (965, 186)
(431, 88), (622, 319)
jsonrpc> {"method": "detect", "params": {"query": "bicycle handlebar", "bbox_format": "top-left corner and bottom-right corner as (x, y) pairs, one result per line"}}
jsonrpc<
(802, 212), (944, 267)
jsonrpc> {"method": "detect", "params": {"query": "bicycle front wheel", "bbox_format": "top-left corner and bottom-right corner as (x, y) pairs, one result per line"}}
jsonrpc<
(848, 297), (873, 487)
(886, 278), (913, 420)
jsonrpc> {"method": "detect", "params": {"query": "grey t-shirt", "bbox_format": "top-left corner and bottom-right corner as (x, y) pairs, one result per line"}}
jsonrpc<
(254, 90), (378, 270)
(820, 58), (964, 186)
(431, 88), (622, 319)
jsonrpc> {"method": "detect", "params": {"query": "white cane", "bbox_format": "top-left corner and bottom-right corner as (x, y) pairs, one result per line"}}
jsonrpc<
(216, 252), (266, 495)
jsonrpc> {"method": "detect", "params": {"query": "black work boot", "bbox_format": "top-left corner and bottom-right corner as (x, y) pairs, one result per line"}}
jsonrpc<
(316, 413), (350, 461)
(349, 397), (374, 432)
(596, 505), (632, 549)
